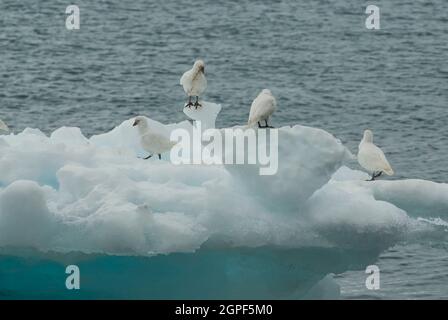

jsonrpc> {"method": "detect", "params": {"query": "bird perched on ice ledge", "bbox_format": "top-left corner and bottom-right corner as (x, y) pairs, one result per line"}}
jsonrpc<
(0, 119), (9, 133)
(133, 116), (176, 160)
(358, 129), (394, 181)
(247, 89), (277, 128)
(183, 101), (222, 131)
(180, 60), (207, 109)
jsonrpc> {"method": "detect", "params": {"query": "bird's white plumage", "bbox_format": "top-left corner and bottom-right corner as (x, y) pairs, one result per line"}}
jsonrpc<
(133, 116), (176, 156)
(358, 130), (394, 176)
(248, 89), (277, 127)
(0, 119), (9, 132)
(180, 60), (207, 97)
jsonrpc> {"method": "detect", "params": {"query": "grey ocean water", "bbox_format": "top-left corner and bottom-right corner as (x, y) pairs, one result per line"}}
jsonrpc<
(0, 0), (447, 298)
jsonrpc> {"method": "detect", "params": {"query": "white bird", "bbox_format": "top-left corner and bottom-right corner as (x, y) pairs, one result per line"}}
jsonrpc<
(180, 60), (207, 109)
(358, 129), (394, 181)
(132, 116), (176, 160)
(0, 119), (9, 132)
(247, 89), (277, 128)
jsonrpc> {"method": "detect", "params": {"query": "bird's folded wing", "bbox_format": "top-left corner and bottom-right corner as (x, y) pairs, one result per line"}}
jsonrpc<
(180, 71), (191, 87)
(367, 145), (393, 173)
(0, 119), (9, 132)
(248, 96), (276, 124)
(142, 131), (174, 144)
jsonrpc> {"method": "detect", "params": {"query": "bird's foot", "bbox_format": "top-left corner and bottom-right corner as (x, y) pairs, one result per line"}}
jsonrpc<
(374, 172), (383, 179)
(184, 102), (194, 109)
(257, 121), (273, 129)
(367, 172), (382, 181)
(143, 154), (153, 160)
(194, 102), (202, 109)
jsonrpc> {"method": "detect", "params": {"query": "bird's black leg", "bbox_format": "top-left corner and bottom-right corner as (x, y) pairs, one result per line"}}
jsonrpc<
(158, 154), (161, 160)
(367, 171), (381, 181)
(194, 96), (201, 109)
(258, 121), (270, 128)
(144, 154), (153, 160)
(265, 119), (274, 128)
(185, 96), (193, 108)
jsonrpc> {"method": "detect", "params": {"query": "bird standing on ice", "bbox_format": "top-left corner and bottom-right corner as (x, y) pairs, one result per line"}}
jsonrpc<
(133, 116), (176, 160)
(358, 129), (394, 181)
(180, 60), (207, 109)
(247, 89), (277, 128)
(0, 119), (9, 132)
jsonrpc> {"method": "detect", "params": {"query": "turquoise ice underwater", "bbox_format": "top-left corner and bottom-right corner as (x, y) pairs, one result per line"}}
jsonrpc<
(1, 0), (448, 299)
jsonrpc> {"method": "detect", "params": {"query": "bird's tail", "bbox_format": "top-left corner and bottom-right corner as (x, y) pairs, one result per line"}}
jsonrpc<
(246, 119), (257, 129)
(0, 119), (9, 132)
(383, 166), (394, 176)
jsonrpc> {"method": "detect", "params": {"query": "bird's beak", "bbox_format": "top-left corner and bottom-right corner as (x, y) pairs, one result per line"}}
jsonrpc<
(132, 120), (138, 127)
(200, 66), (205, 74)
